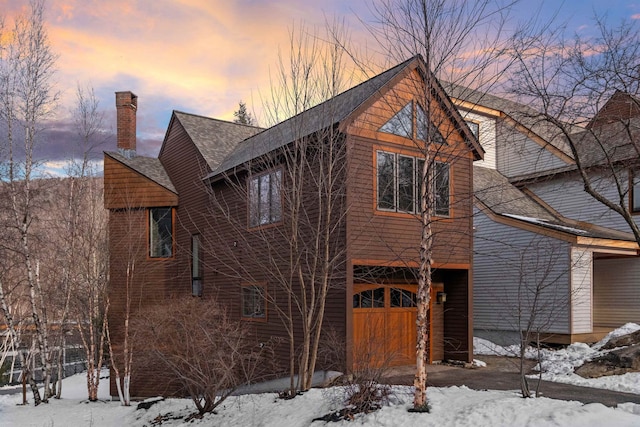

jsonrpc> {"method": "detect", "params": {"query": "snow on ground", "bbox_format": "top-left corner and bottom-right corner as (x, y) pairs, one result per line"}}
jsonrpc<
(2, 377), (640, 427)
(3, 323), (640, 426)
(474, 323), (640, 395)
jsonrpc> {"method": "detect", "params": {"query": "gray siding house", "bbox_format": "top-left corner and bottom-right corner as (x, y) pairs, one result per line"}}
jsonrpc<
(448, 86), (640, 344)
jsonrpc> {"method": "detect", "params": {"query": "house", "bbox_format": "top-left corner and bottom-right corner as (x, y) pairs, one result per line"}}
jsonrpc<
(447, 85), (640, 345)
(104, 56), (482, 398)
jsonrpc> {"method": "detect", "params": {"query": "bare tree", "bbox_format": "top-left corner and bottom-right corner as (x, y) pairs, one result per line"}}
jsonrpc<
(0, 0), (59, 405)
(509, 14), (640, 244)
(63, 84), (109, 401)
(364, 0), (523, 409)
(203, 23), (353, 395)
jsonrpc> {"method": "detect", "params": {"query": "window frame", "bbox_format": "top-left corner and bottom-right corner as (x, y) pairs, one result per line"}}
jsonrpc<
(148, 207), (174, 259)
(248, 168), (283, 229)
(465, 120), (480, 139)
(375, 149), (451, 217)
(379, 101), (413, 138)
(433, 161), (450, 217)
(241, 283), (268, 321)
(191, 234), (202, 297)
(631, 169), (640, 214)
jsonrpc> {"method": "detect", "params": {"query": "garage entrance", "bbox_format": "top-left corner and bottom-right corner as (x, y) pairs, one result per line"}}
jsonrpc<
(352, 283), (444, 367)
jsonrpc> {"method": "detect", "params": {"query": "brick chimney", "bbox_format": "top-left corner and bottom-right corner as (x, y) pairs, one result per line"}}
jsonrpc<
(115, 91), (138, 158)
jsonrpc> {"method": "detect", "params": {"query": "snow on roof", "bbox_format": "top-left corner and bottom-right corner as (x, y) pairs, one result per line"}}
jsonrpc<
(503, 213), (589, 235)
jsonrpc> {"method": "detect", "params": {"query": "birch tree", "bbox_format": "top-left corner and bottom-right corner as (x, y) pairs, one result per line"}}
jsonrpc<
(64, 85), (109, 401)
(366, 0), (522, 409)
(0, 0), (58, 405)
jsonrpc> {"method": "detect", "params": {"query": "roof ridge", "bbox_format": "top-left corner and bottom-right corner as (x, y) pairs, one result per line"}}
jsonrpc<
(173, 110), (264, 130)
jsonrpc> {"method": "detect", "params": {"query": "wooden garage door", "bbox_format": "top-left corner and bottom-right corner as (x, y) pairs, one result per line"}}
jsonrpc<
(352, 284), (417, 367)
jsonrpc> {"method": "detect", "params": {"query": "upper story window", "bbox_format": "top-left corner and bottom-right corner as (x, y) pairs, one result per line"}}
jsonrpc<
(433, 161), (450, 217)
(632, 170), (640, 213)
(380, 102), (412, 138)
(465, 120), (479, 138)
(149, 207), (173, 258)
(416, 103), (446, 144)
(379, 101), (446, 144)
(249, 169), (282, 228)
(376, 150), (450, 217)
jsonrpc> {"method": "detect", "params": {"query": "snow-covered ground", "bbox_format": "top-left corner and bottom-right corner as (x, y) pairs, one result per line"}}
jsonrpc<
(475, 323), (640, 395)
(2, 324), (640, 426)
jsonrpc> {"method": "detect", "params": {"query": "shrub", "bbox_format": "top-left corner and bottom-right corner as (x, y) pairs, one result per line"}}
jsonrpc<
(133, 297), (273, 415)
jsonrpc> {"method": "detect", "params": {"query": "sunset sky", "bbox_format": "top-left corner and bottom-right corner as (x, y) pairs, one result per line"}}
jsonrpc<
(2, 0), (639, 175)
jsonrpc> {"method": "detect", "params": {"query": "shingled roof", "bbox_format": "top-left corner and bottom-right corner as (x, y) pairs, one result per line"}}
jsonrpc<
(205, 55), (480, 180)
(474, 165), (636, 242)
(205, 56), (417, 179)
(445, 82), (582, 158)
(474, 166), (556, 221)
(105, 151), (177, 194)
(570, 116), (640, 167)
(168, 111), (263, 171)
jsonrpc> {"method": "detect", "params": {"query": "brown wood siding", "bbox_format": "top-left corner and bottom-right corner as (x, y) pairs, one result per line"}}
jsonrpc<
(345, 68), (474, 269)
(103, 155), (178, 209)
(158, 122), (349, 383)
(346, 133), (473, 267)
(107, 208), (179, 397)
(200, 166), (349, 376)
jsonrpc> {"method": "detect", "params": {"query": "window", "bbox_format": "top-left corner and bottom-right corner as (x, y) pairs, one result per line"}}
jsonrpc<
(353, 287), (385, 308)
(376, 150), (450, 217)
(465, 120), (479, 138)
(434, 162), (450, 217)
(191, 235), (202, 297)
(242, 284), (266, 319)
(380, 102), (412, 138)
(632, 171), (640, 213)
(416, 103), (446, 144)
(390, 288), (417, 308)
(377, 151), (418, 213)
(379, 101), (446, 144)
(249, 169), (282, 228)
(149, 207), (173, 258)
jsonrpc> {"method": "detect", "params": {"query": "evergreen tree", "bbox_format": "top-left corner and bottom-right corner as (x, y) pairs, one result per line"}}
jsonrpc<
(233, 101), (255, 125)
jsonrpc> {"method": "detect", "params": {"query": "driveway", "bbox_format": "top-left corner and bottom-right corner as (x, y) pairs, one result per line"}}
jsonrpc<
(384, 356), (640, 407)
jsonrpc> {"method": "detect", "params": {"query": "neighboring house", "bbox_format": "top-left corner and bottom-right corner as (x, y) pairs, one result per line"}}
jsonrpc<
(104, 56), (483, 398)
(447, 85), (640, 345)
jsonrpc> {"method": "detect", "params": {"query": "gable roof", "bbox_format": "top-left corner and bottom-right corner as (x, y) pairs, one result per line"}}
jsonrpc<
(445, 82), (580, 160)
(163, 111), (263, 171)
(205, 55), (482, 180)
(570, 117), (640, 167)
(587, 90), (640, 129)
(105, 151), (177, 194)
(474, 165), (637, 244)
(474, 166), (557, 221)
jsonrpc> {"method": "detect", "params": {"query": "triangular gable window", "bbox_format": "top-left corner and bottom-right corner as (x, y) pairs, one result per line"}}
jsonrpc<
(379, 102), (413, 138)
(416, 103), (446, 144)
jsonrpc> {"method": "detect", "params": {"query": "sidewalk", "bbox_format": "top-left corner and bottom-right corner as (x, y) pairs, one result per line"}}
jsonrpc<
(384, 356), (640, 407)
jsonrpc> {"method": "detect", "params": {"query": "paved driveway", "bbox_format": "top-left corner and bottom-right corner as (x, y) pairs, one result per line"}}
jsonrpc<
(384, 356), (640, 407)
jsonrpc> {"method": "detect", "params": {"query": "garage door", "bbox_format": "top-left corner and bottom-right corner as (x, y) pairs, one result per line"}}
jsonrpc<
(352, 283), (444, 368)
